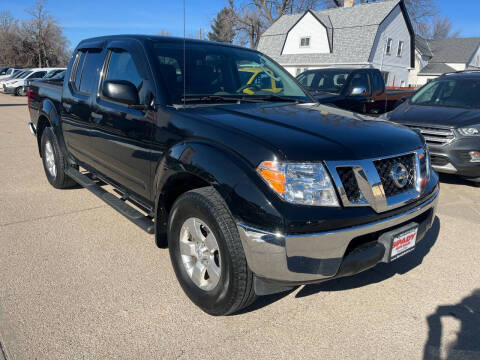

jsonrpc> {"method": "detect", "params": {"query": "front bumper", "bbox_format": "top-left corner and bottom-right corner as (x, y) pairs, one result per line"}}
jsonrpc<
(429, 137), (480, 179)
(3, 85), (16, 94)
(237, 187), (439, 284)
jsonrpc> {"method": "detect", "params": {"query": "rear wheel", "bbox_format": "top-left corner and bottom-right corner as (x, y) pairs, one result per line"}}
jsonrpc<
(168, 187), (256, 315)
(40, 127), (76, 189)
(14, 87), (22, 96)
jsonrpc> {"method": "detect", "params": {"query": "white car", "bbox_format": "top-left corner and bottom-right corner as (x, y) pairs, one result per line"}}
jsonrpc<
(0, 68), (24, 81)
(2, 68), (64, 96)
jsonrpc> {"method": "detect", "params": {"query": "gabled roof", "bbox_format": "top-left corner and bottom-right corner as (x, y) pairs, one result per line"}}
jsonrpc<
(418, 63), (455, 75)
(428, 38), (480, 63)
(415, 36), (433, 57)
(257, 0), (411, 66)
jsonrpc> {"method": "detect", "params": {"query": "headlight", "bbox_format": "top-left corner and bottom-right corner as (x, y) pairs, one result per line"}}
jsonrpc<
(458, 125), (480, 136)
(257, 161), (339, 206)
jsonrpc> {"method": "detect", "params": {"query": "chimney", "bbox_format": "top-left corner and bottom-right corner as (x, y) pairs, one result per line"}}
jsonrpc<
(344, 0), (355, 7)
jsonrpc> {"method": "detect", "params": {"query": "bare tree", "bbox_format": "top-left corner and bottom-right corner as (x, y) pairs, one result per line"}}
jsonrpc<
(228, 0), (324, 48)
(430, 16), (461, 39)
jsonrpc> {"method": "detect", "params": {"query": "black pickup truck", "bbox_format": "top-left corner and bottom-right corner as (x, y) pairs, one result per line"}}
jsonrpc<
(297, 68), (414, 115)
(28, 35), (439, 315)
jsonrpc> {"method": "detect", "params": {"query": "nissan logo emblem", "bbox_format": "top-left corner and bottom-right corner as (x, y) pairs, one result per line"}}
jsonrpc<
(391, 163), (409, 188)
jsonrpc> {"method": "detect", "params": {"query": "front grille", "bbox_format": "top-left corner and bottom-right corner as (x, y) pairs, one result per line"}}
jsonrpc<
(430, 154), (449, 166)
(336, 167), (363, 203)
(404, 125), (455, 147)
(374, 154), (416, 197)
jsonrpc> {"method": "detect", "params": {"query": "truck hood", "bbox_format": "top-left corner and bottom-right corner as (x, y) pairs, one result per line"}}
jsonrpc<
(188, 103), (423, 162)
(390, 101), (480, 128)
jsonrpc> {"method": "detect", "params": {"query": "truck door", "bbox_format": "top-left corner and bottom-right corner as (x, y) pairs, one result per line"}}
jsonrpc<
(62, 47), (105, 164)
(88, 41), (154, 201)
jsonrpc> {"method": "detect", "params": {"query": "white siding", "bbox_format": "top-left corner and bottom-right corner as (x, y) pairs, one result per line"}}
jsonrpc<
(446, 63), (466, 71)
(467, 46), (480, 68)
(369, 5), (411, 86)
(409, 50), (431, 87)
(282, 12), (330, 55)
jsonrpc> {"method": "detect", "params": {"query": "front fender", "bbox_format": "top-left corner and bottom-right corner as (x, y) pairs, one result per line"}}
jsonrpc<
(155, 141), (284, 233)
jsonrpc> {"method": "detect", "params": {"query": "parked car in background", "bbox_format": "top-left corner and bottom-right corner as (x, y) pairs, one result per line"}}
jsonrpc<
(386, 71), (480, 185)
(0, 68), (23, 82)
(0, 67), (9, 76)
(2, 68), (63, 96)
(27, 35), (438, 315)
(21, 69), (66, 96)
(297, 68), (414, 115)
(0, 69), (28, 89)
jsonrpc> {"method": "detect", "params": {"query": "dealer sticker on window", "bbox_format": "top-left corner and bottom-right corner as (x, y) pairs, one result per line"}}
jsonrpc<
(391, 227), (418, 261)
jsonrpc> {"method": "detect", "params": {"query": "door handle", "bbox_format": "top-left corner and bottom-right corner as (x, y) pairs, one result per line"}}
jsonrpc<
(366, 98), (376, 103)
(91, 112), (103, 123)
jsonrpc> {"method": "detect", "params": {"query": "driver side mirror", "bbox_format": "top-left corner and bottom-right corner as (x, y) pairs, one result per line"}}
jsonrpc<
(102, 80), (139, 105)
(349, 86), (368, 96)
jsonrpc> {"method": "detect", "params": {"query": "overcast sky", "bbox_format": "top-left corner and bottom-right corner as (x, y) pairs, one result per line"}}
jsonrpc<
(4, 0), (480, 47)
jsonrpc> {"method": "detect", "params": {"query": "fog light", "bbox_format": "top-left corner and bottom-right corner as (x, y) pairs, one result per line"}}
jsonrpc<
(469, 151), (480, 162)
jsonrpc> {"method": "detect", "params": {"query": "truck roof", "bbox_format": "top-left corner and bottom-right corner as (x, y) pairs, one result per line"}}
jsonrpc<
(76, 34), (255, 53)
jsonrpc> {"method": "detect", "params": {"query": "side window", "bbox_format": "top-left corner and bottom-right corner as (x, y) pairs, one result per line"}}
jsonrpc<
(29, 71), (47, 79)
(79, 51), (104, 94)
(105, 50), (143, 88)
(72, 50), (87, 90)
(298, 73), (315, 88)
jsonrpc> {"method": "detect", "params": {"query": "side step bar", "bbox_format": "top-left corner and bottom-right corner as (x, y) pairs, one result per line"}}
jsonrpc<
(65, 168), (155, 234)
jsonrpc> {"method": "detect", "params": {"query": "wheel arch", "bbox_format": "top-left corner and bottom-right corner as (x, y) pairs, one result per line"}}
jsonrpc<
(153, 141), (284, 248)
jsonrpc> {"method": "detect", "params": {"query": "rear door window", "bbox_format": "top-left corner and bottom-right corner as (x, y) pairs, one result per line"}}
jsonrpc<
(29, 71), (47, 79)
(72, 50), (87, 90)
(79, 51), (104, 94)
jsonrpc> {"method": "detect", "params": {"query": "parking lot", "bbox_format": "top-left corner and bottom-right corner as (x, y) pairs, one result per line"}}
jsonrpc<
(0, 92), (479, 359)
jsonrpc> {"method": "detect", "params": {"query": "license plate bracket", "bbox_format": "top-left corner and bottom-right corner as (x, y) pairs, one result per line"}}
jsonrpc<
(378, 223), (419, 263)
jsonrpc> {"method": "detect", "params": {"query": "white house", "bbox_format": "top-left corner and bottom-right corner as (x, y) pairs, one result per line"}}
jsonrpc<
(257, 0), (415, 87)
(409, 36), (480, 86)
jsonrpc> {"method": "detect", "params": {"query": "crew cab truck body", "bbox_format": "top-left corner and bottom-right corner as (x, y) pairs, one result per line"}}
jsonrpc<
(28, 35), (439, 315)
(297, 68), (414, 115)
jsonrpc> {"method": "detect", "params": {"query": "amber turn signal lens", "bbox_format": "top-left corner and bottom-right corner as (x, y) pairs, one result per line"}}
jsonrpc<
(257, 161), (286, 194)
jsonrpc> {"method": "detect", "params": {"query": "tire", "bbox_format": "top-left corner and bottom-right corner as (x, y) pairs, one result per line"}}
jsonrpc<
(14, 87), (22, 96)
(168, 187), (256, 315)
(40, 127), (77, 189)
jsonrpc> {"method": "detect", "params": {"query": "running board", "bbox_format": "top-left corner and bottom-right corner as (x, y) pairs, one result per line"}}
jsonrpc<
(65, 168), (155, 234)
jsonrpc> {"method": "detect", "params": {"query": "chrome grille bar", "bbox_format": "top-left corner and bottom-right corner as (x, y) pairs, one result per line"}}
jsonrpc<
(404, 125), (455, 146)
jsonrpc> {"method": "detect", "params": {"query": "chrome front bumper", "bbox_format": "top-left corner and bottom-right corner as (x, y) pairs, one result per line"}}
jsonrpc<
(237, 187), (439, 283)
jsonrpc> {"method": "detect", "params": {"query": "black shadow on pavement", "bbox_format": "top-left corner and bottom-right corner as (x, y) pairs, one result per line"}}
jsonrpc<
(423, 289), (480, 360)
(0, 103), (27, 107)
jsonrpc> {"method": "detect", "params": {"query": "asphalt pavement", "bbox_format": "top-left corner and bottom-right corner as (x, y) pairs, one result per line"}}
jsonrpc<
(0, 93), (479, 359)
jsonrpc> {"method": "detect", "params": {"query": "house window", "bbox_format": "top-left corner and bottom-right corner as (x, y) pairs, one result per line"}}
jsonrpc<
(382, 71), (389, 85)
(386, 38), (393, 55)
(397, 41), (404, 57)
(300, 37), (310, 47)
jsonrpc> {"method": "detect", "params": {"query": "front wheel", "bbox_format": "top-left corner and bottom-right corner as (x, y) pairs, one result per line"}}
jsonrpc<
(168, 187), (256, 315)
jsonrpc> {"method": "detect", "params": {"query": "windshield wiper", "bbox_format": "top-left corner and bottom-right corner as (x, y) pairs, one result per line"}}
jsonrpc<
(247, 94), (303, 103)
(180, 95), (260, 104)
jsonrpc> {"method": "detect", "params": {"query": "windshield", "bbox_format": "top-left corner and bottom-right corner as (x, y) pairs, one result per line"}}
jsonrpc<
(11, 70), (25, 79)
(297, 70), (351, 94)
(411, 78), (480, 109)
(150, 41), (312, 104)
(50, 70), (65, 80)
(17, 71), (32, 79)
(44, 70), (63, 79)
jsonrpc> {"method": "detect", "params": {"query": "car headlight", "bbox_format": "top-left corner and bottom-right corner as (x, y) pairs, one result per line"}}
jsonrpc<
(257, 161), (339, 206)
(458, 125), (480, 136)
